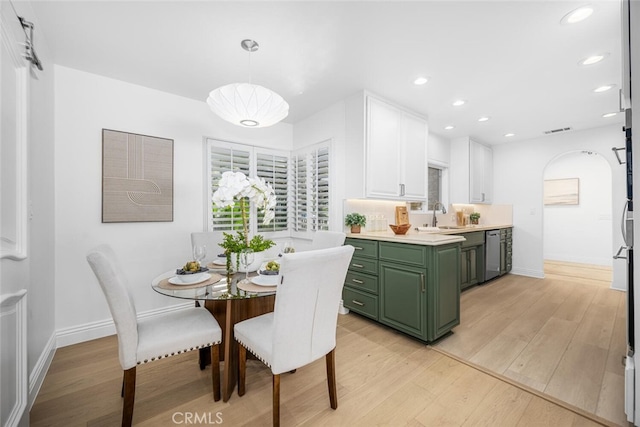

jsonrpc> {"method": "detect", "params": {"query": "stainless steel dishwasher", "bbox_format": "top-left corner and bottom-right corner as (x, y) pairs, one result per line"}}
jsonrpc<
(485, 230), (500, 281)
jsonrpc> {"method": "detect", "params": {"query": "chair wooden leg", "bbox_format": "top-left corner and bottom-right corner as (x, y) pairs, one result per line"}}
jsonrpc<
(273, 374), (280, 427)
(238, 344), (247, 396)
(326, 348), (338, 410)
(211, 344), (221, 402)
(122, 367), (136, 427)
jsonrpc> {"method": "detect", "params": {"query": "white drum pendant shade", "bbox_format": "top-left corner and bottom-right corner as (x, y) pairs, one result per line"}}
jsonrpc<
(207, 83), (289, 128)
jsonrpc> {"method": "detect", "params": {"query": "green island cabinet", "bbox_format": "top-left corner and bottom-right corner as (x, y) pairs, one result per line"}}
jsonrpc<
(343, 237), (461, 342)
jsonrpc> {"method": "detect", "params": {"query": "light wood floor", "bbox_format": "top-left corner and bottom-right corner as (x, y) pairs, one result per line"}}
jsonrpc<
(31, 295), (619, 426)
(434, 260), (628, 426)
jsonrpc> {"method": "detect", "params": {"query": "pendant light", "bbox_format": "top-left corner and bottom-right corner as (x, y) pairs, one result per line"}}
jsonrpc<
(207, 39), (289, 128)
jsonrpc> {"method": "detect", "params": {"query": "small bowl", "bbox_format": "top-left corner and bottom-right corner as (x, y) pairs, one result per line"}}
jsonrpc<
(389, 224), (412, 235)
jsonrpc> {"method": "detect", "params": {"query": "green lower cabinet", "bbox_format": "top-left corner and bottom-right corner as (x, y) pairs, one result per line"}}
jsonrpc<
(429, 244), (461, 340)
(379, 262), (426, 340)
(344, 238), (460, 343)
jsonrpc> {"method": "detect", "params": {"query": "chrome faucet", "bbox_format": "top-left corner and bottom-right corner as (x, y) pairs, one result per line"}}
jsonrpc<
(431, 202), (447, 227)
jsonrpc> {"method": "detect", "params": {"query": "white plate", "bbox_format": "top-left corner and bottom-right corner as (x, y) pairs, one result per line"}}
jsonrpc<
(212, 258), (227, 265)
(251, 275), (279, 287)
(169, 273), (211, 285)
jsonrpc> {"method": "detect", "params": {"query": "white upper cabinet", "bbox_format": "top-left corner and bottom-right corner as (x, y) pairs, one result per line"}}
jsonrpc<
(450, 137), (493, 204)
(469, 140), (493, 203)
(345, 91), (428, 201)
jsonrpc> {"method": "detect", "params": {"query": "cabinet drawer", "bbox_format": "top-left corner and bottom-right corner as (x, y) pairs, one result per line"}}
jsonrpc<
(461, 231), (485, 248)
(349, 257), (378, 275)
(379, 242), (426, 267)
(343, 287), (378, 320)
(345, 271), (378, 294)
(506, 227), (513, 237)
(345, 238), (378, 259)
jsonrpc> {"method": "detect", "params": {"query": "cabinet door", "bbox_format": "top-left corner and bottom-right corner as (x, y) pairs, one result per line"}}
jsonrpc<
(401, 113), (428, 200)
(366, 97), (402, 199)
(429, 244), (460, 340)
(460, 249), (470, 290)
(468, 247), (478, 286)
(470, 141), (493, 204)
(379, 262), (426, 340)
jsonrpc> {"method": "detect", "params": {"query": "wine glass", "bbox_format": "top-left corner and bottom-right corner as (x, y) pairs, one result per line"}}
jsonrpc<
(240, 248), (255, 284)
(192, 244), (206, 268)
(282, 241), (295, 254)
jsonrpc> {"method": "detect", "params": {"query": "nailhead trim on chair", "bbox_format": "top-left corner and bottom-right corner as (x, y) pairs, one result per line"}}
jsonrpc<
(235, 338), (272, 368)
(137, 340), (222, 365)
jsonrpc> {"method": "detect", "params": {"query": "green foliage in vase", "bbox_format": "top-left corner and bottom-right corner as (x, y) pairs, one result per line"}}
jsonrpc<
(219, 231), (276, 270)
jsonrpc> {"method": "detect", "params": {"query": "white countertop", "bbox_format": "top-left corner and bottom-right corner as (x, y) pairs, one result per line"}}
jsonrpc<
(346, 224), (512, 246)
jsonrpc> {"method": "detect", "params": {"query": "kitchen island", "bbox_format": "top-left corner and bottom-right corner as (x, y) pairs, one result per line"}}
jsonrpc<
(343, 231), (464, 342)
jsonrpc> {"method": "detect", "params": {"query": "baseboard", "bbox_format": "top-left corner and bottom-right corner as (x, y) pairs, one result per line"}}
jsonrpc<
(28, 332), (56, 411)
(509, 267), (545, 279)
(55, 302), (194, 348)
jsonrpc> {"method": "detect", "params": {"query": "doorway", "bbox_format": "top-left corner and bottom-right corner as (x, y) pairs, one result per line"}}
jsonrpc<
(543, 150), (613, 277)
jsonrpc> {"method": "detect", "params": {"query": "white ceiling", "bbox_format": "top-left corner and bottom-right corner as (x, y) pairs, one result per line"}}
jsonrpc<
(29, 0), (624, 145)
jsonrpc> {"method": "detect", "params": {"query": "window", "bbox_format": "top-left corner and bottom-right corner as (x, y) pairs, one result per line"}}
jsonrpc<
(206, 139), (289, 236)
(427, 162), (449, 212)
(291, 141), (331, 237)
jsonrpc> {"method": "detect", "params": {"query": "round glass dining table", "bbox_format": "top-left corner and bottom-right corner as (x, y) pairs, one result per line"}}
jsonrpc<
(151, 266), (276, 402)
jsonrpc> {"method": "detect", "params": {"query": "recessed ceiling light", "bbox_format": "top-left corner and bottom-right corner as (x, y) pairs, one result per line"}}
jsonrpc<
(504, 133), (515, 137)
(561, 5), (594, 24)
(452, 99), (466, 107)
(593, 84), (616, 93)
(413, 77), (428, 85)
(444, 125), (455, 130)
(478, 116), (490, 122)
(602, 112), (618, 118)
(578, 53), (609, 66)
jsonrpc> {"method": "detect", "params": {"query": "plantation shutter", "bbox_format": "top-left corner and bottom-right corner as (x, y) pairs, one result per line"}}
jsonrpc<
(292, 153), (308, 232)
(292, 141), (330, 235)
(256, 152), (289, 232)
(209, 145), (251, 231)
(314, 146), (330, 231)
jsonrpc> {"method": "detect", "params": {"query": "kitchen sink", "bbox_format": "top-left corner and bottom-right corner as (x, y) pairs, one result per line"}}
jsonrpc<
(438, 225), (468, 229)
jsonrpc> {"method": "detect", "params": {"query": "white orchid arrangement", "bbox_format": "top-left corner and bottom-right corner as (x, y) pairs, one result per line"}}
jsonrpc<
(212, 171), (277, 225)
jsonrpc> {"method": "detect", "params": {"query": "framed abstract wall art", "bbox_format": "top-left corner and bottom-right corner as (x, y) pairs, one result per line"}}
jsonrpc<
(543, 178), (579, 206)
(102, 129), (174, 222)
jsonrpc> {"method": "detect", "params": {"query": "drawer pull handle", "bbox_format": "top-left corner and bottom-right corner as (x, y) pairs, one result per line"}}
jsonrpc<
(352, 263), (364, 268)
(354, 247), (364, 250)
(351, 300), (365, 306)
(351, 278), (364, 284)
(421, 273), (425, 293)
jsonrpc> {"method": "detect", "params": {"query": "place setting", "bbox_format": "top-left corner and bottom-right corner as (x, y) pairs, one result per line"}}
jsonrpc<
(157, 244), (223, 290)
(237, 256), (280, 293)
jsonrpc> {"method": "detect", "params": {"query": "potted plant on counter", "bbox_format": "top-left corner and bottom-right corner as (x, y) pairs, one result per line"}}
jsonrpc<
(470, 212), (481, 225)
(345, 213), (366, 233)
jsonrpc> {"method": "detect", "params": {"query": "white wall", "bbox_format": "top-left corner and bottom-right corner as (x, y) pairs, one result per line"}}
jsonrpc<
(493, 124), (625, 289)
(428, 132), (451, 165)
(54, 66), (292, 345)
(543, 152), (612, 266)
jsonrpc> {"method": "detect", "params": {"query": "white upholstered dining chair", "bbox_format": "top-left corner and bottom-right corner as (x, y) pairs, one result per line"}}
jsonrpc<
(310, 230), (347, 250)
(87, 244), (222, 427)
(234, 245), (355, 426)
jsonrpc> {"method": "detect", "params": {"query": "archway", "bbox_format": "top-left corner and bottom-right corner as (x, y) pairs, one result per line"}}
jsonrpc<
(542, 150), (613, 277)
